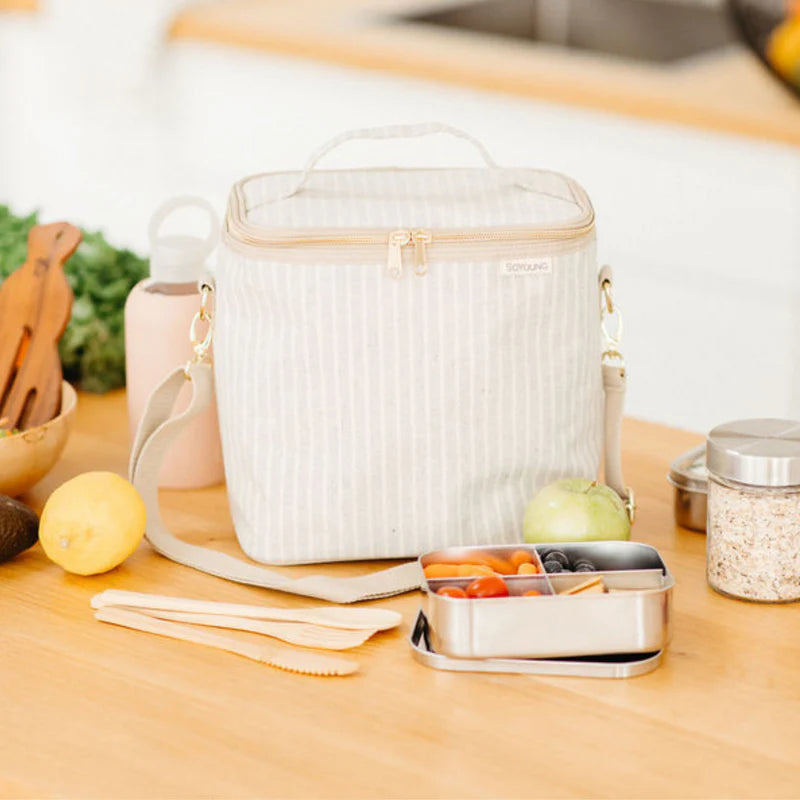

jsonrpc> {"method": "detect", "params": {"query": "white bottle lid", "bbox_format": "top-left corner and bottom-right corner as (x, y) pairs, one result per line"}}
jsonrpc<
(148, 196), (219, 284)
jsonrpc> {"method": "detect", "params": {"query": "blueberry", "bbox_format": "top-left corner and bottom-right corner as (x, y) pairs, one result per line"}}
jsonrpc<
(544, 551), (570, 568)
(575, 564), (595, 572)
(544, 560), (564, 573)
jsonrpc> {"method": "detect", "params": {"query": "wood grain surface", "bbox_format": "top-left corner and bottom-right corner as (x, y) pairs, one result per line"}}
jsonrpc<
(2, 390), (799, 799)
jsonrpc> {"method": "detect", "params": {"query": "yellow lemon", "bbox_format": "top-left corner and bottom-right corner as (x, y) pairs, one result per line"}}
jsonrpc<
(39, 471), (146, 575)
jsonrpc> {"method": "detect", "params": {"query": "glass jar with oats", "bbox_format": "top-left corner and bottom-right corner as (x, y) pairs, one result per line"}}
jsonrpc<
(706, 419), (800, 602)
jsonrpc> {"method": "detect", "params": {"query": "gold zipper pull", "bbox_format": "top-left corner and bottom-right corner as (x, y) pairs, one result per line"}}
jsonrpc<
(387, 230), (410, 279)
(411, 230), (431, 276)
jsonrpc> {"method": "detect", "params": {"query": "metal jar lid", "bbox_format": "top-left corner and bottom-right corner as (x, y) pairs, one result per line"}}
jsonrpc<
(706, 419), (800, 487)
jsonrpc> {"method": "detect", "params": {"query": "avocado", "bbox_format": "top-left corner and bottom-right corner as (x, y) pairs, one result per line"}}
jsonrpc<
(0, 495), (39, 563)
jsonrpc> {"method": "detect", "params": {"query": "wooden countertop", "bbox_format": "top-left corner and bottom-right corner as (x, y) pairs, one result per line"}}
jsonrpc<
(3, 391), (800, 799)
(169, 0), (800, 148)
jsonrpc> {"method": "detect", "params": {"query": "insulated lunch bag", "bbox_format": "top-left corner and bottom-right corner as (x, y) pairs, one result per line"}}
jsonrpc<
(130, 124), (630, 602)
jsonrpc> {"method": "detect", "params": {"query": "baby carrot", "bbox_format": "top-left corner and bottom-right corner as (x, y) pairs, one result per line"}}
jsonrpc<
(457, 563), (496, 577)
(424, 564), (461, 579)
(510, 550), (534, 569)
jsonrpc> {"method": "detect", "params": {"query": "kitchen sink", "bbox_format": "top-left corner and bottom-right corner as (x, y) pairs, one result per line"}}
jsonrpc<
(399, 0), (739, 63)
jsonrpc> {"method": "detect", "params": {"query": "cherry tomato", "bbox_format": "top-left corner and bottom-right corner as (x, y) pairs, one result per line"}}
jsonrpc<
(436, 586), (467, 598)
(465, 575), (509, 598)
(436, 585), (468, 598)
(523, 589), (542, 597)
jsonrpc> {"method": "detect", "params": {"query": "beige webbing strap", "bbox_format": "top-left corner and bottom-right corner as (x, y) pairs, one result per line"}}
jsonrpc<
(129, 362), (423, 603)
(602, 362), (629, 501)
(598, 265), (632, 519)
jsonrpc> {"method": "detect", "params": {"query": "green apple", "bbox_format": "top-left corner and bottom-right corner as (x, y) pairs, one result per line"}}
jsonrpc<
(523, 478), (630, 543)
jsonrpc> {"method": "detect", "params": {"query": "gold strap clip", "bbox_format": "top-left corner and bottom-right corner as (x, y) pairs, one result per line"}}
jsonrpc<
(600, 273), (625, 368)
(184, 281), (215, 379)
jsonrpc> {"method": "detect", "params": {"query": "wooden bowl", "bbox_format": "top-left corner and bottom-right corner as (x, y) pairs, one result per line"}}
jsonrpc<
(0, 382), (77, 497)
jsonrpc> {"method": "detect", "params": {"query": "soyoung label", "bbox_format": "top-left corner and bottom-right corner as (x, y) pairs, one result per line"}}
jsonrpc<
(500, 257), (553, 277)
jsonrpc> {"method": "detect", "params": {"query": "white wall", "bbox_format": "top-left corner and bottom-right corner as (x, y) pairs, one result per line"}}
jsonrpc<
(1, 9), (799, 433)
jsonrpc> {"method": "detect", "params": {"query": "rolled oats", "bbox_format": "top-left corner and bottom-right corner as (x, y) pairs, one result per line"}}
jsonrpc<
(707, 477), (800, 602)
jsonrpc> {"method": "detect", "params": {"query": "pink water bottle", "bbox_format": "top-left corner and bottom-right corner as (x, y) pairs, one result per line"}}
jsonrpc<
(124, 197), (224, 489)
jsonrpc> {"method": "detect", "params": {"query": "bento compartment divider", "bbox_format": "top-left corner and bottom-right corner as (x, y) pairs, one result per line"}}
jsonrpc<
(540, 571), (556, 595)
(546, 570), (666, 594)
(503, 544), (555, 594)
(503, 573), (555, 596)
(426, 573), (555, 596)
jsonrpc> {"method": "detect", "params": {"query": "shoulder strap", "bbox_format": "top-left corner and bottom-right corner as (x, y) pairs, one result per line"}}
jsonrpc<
(130, 275), (630, 602)
(597, 265), (632, 517)
(603, 362), (628, 499)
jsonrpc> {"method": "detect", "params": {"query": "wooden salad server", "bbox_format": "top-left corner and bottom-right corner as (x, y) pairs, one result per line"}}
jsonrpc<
(0, 222), (81, 431)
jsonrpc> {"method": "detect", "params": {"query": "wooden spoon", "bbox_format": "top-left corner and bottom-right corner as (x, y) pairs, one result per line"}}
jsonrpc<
(0, 222), (81, 431)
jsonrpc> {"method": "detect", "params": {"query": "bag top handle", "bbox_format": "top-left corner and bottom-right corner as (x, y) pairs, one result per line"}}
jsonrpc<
(281, 123), (500, 201)
(277, 123), (582, 209)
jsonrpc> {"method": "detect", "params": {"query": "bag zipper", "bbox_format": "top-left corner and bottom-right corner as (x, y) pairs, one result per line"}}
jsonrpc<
(411, 230), (431, 277)
(387, 230), (434, 278)
(226, 214), (594, 278)
(387, 230), (411, 279)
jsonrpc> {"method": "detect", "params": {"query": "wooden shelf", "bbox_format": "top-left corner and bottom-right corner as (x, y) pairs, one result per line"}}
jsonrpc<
(0, 0), (37, 10)
(170, 0), (800, 147)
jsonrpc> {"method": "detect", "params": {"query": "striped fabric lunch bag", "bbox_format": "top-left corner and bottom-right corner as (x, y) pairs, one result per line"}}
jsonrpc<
(130, 123), (630, 602)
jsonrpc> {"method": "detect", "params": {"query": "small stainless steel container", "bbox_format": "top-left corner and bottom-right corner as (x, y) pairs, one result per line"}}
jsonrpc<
(668, 444), (708, 532)
(419, 541), (673, 660)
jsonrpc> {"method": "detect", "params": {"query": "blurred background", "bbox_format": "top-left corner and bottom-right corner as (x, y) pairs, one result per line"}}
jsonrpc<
(0, 0), (798, 432)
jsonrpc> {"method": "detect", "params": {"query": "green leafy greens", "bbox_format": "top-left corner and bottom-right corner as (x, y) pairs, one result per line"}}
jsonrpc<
(0, 205), (148, 393)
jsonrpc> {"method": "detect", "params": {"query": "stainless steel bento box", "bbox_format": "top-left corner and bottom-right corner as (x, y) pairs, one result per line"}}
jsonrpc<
(419, 541), (674, 660)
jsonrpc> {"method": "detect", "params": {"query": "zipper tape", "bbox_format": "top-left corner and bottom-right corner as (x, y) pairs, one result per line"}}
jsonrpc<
(224, 167), (595, 276)
(221, 225), (595, 272)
